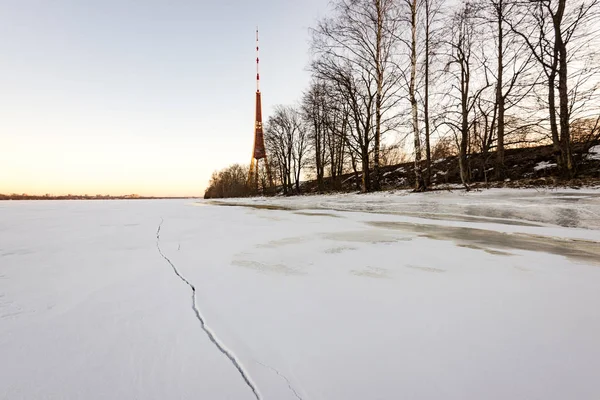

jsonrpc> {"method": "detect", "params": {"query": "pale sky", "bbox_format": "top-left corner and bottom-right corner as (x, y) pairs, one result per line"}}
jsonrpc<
(0, 0), (328, 197)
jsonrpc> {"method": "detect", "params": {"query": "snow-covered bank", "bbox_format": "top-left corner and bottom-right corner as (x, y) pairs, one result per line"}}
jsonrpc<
(1, 196), (599, 399)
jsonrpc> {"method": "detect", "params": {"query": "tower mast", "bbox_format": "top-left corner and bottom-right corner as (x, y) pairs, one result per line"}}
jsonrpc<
(248, 27), (273, 192)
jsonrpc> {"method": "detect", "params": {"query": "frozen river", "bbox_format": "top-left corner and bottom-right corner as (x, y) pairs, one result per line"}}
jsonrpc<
(1, 189), (600, 399)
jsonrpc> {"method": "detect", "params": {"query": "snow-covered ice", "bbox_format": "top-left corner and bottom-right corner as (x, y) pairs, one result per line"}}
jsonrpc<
(1, 189), (600, 399)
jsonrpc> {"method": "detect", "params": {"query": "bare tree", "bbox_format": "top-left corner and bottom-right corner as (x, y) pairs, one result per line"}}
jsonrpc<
(407, 0), (425, 191)
(311, 58), (377, 192)
(302, 82), (328, 191)
(480, 0), (537, 175)
(291, 111), (309, 193)
(324, 95), (350, 187)
(452, 0), (538, 179)
(492, 0), (508, 170)
(508, 0), (600, 177)
(265, 105), (308, 194)
(421, 0), (444, 185)
(204, 164), (250, 199)
(311, 0), (403, 191)
(441, 2), (490, 188)
(303, 80), (352, 190)
(265, 111), (291, 194)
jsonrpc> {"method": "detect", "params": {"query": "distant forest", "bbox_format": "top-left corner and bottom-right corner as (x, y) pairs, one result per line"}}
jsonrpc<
(205, 0), (600, 199)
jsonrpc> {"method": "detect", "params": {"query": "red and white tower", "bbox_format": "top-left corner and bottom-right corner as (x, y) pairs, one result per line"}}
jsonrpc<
(248, 27), (273, 191)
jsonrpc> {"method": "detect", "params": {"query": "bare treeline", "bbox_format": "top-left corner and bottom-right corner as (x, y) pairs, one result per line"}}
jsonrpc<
(205, 0), (600, 198)
(204, 164), (250, 199)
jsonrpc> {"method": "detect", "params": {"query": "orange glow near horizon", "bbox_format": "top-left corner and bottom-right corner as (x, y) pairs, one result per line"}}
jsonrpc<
(1, 132), (227, 198)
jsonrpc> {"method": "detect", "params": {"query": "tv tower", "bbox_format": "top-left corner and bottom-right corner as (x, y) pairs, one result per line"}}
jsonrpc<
(248, 27), (273, 192)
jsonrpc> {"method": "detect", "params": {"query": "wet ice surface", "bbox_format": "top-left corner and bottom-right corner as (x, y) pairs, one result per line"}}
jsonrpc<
(1, 192), (600, 400)
(216, 188), (600, 230)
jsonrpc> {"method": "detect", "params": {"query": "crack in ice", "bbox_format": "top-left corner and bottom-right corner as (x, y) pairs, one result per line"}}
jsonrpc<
(256, 361), (303, 400)
(155, 218), (261, 400)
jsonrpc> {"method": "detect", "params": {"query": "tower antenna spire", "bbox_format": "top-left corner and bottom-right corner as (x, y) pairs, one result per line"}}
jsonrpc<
(256, 26), (260, 92)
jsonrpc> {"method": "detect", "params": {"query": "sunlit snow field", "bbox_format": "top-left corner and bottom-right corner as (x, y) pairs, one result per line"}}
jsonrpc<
(1, 189), (600, 399)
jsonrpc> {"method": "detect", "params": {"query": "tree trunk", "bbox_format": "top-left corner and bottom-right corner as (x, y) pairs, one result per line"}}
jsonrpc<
(548, 70), (562, 169)
(495, 0), (505, 178)
(424, 0), (432, 187)
(361, 152), (371, 193)
(554, 0), (573, 177)
(287, 153), (293, 194)
(460, 65), (470, 189)
(315, 120), (324, 191)
(373, 0), (383, 191)
(350, 149), (361, 190)
(410, 0), (425, 191)
(282, 166), (288, 195)
(295, 167), (301, 193)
